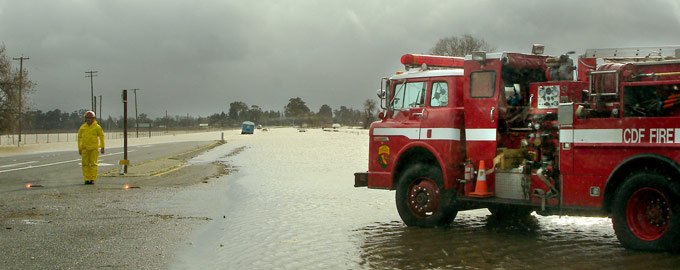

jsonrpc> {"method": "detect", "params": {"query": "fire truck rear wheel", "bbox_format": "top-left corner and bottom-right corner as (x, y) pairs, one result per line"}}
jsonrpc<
(612, 171), (680, 251)
(395, 163), (457, 228)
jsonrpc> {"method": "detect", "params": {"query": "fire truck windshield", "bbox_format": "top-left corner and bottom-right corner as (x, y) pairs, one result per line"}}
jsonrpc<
(391, 81), (426, 114)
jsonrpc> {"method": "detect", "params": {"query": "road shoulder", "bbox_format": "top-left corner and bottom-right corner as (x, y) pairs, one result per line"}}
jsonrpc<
(0, 140), (235, 269)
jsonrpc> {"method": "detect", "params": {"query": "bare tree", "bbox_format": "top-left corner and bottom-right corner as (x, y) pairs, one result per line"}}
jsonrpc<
(429, 34), (496, 57)
(0, 45), (13, 131)
(0, 44), (35, 133)
(363, 99), (377, 129)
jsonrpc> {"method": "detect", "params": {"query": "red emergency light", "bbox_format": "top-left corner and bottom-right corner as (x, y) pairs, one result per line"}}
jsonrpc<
(401, 54), (464, 68)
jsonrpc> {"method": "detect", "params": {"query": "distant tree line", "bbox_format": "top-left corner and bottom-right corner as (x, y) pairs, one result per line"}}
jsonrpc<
(9, 96), (378, 132)
(17, 108), (202, 131)
(206, 97), (375, 128)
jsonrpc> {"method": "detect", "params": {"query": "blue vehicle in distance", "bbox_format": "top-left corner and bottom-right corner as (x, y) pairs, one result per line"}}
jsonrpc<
(241, 121), (255, 134)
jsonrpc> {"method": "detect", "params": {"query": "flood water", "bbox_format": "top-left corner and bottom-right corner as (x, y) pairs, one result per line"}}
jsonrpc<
(157, 128), (679, 269)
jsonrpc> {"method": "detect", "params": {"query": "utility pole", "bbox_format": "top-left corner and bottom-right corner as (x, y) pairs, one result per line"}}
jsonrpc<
(165, 110), (168, 133)
(85, 71), (98, 111)
(13, 56), (29, 147)
(99, 95), (102, 121)
(121, 89), (129, 174)
(132, 88), (139, 138)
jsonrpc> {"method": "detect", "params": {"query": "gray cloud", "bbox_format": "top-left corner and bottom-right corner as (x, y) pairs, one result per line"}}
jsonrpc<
(1, 0), (679, 118)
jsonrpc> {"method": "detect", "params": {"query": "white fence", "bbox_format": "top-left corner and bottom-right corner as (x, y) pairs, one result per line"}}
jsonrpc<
(0, 130), (207, 146)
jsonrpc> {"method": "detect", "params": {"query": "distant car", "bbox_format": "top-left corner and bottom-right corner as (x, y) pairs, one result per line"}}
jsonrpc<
(241, 121), (255, 134)
(298, 128), (307, 132)
(256, 125), (263, 129)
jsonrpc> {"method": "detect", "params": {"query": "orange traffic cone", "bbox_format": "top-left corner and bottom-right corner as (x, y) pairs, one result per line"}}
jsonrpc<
(469, 160), (493, 198)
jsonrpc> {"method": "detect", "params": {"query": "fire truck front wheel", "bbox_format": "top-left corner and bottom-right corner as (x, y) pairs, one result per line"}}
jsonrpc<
(612, 171), (680, 251)
(395, 164), (457, 228)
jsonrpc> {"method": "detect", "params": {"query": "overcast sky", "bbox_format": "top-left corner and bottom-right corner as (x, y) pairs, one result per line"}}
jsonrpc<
(1, 0), (679, 119)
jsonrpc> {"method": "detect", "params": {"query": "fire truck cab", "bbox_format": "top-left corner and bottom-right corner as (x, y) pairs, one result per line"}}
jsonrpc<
(355, 45), (680, 251)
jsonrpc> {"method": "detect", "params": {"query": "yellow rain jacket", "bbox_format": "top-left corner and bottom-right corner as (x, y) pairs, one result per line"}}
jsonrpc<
(78, 119), (105, 151)
(78, 119), (105, 182)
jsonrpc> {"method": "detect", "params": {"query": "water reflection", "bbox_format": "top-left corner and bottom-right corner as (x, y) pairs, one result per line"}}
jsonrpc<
(483, 212), (540, 233)
(356, 210), (680, 270)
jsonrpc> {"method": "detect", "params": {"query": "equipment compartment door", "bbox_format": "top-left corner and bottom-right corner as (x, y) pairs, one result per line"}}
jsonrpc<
(464, 70), (500, 172)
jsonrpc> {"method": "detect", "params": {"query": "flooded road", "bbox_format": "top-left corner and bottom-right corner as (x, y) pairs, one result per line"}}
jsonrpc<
(158, 128), (679, 269)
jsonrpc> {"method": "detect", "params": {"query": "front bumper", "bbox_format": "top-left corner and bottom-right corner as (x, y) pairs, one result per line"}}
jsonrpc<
(354, 172), (368, 187)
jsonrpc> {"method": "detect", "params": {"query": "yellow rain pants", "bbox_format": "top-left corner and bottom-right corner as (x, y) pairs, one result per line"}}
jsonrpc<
(81, 149), (99, 181)
(78, 119), (105, 182)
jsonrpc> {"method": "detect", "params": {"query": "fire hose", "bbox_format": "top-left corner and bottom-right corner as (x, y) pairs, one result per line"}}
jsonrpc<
(533, 167), (559, 211)
(662, 94), (680, 109)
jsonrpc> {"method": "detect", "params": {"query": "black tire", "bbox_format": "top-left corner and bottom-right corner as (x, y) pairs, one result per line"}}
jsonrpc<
(488, 205), (533, 219)
(395, 163), (457, 227)
(612, 171), (680, 251)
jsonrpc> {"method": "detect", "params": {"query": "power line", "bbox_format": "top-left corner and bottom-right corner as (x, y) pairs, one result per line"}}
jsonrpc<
(99, 95), (102, 121)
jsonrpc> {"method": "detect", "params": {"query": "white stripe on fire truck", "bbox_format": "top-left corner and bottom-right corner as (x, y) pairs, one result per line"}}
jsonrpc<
(373, 128), (461, 140)
(559, 129), (573, 143)
(373, 128), (420, 139)
(561, 128), (680, 144)
(420, 128), (461, 140)
(574, 129), (622, 143)
(465, 128), (496, 141)
(560, 129), (622, 143)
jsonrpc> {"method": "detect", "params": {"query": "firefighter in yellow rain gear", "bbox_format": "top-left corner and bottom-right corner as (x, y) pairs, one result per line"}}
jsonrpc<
(78, 111), (105, 185)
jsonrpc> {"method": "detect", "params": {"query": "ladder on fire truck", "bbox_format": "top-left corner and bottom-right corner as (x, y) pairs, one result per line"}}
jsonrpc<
(584, 46), (680, 100)
(583, 46), (680, 61)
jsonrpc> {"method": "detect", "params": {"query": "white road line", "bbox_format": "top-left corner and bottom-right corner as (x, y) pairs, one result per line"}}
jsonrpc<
(0, 150), (136, 174)
(0, 158), (81, 173)
(0, 161), (39, 168)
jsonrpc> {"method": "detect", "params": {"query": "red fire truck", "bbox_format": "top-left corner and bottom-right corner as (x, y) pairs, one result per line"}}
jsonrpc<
(355, 45), (680, 251)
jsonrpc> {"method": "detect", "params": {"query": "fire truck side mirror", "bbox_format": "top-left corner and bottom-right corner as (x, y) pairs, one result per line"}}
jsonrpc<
(376, 89), (386, 99)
